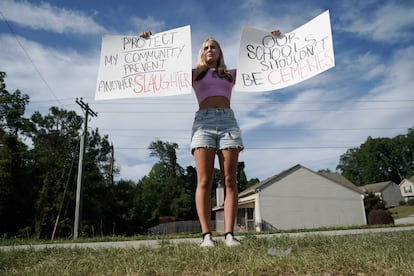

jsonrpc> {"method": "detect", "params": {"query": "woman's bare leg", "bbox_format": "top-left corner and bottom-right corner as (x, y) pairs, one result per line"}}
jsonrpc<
(193, 147), (216, 234)
(217, 148), (239, 233)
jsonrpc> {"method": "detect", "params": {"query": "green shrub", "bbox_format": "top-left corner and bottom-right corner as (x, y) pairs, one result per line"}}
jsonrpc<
(364, 192), (386, 214)
(407, 199), (414, 206)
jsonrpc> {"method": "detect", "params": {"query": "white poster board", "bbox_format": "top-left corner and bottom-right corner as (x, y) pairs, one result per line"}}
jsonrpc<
(235, 10), (335, 92)
(95, 25), (192, 100)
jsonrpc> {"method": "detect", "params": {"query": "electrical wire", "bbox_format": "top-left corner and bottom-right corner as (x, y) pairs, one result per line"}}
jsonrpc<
(0, 8), (63, 106)
(1, 8), (412, 156)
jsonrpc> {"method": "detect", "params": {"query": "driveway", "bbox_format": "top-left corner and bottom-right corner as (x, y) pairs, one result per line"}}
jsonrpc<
(395, 215), (414, 225)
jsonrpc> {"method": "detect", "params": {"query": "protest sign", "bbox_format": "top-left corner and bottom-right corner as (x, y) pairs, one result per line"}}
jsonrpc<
(95, 25), (192, 100)
(235, 10), (335, 92)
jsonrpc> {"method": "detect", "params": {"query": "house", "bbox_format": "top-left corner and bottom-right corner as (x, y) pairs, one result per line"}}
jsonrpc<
(360, 181), (404, 208)
(399, 176), (414, 202)
(213, 164), (367, 232)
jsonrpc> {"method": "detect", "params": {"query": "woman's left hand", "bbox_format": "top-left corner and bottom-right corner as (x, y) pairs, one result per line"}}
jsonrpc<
(271, 29), (281, 36)
(139, 31), (152, 38)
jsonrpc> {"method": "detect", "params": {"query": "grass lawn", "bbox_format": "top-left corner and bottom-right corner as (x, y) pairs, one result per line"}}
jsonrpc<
(1, 206), (413, 274)
(1, 230), (414, 275)
(389, 204), (414, 219)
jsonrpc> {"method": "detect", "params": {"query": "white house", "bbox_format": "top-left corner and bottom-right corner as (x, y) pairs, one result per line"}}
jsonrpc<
(399, 176), (414, 202)
(360, 181), (404, 208)
(213, 164), (367, 232)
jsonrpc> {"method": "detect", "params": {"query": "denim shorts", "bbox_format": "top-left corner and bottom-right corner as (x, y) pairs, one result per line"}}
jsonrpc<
(190, 108), (244, 153)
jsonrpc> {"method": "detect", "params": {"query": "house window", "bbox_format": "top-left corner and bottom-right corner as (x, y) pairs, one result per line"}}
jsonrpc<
(404, 186), (413, 193)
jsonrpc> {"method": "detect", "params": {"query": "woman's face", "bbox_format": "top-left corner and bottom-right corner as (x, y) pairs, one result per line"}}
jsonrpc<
(203, 40), (220, 67)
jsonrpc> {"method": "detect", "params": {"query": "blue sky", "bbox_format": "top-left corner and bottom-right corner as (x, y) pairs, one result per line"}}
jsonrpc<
(1, 0), (414, 182)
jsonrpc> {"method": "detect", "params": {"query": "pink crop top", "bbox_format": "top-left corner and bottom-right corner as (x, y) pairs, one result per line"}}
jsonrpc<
(193, 69), (236, 104)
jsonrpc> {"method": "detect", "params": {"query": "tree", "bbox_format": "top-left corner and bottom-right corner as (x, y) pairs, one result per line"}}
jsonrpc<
(363, 192), (386, 215)
(133, 140), (185, 228)
(0, 71), (127, 238)
(105, 179), (138, 235)
(132, 140), (199, 229)
(0, 130), (33, 236)
(29, 107), (113, 238)
(30, 107), (82, 238)
(337, 130), (414, 185)
(79, 128), (114, 236)
(148, 140), (183, 178)
(246, 178), (260, 188)
(0, 71), (33, 236)
(0, 72), (32, 137)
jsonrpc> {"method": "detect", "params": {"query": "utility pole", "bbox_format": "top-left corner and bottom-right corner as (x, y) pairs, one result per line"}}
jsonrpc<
(74, 98), (97, 239)
(109, 142), (114, 185)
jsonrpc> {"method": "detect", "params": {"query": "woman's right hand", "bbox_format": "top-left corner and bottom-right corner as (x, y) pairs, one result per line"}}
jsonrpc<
(139, 31), (152, 38)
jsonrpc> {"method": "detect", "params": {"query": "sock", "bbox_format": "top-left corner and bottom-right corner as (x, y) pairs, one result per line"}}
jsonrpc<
(202, 232), (212, 239)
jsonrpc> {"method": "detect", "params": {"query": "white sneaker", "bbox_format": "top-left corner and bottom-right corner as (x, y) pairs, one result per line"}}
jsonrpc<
(224, 232), (241, 247)
(200, 233), (215, 247)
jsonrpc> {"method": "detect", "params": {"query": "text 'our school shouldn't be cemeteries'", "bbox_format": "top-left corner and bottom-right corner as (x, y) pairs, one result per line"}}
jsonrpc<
(235, 10), (335, 92)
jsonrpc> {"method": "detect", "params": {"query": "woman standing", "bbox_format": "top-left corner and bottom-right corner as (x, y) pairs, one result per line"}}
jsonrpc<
(140, 30), (281, 247)
(191, 37), (243, 247)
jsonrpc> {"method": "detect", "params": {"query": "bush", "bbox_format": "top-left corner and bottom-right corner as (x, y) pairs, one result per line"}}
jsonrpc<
(367, 209), (394, 225)
(407, 199), (414, 206)
(364, 192), (386, 214)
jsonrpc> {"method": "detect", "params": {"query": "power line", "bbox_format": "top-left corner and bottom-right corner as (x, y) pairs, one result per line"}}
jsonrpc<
(93, 106), (414, 114)
(0, 8), (63, 106)
(98, 127), (412, 132)
(27, 96), (411, 109)
(87, 98), (414, 105)
(25, 95), (414, 112)
(115, 146), (354, 150)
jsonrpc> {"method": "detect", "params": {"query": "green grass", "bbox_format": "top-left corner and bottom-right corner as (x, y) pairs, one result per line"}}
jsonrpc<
(389, 204), (414, 219)
(1, 205), (413, 247)
(1, 231), (414, 275)
(1, 222), (411, 247)
(1, 207), (413, 274)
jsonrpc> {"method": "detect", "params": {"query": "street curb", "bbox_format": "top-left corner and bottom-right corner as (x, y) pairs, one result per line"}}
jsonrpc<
(1, 225), (413, 252)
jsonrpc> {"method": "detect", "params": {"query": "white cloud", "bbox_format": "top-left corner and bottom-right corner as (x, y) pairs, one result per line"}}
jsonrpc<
(0, 0), (106, 34)
(1, 0), (413, 183)
(116, 162), (152, 182)
(129, 16), (165, 34)
(337, 2), (414, 42)
(0, 34), (99, 109)
(232, 41), (414, 180)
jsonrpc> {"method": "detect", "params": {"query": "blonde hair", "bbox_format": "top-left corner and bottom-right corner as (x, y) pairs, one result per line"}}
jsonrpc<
(193, 37), (233, 82)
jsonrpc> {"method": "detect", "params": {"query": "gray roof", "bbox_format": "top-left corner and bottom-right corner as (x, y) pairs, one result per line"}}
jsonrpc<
(238, 164), (303, 197)
(239, 164), (364, 198)
(360, 181), (395, 193)
(318, 172), (364, 194)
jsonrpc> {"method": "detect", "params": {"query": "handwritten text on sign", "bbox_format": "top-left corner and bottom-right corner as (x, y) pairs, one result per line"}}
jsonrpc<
(235, 10), (334, 92)
(95, 25), (192, 100)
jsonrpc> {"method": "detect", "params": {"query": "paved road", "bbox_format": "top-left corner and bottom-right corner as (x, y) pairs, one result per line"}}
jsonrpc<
(1, 224), (413, 252)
